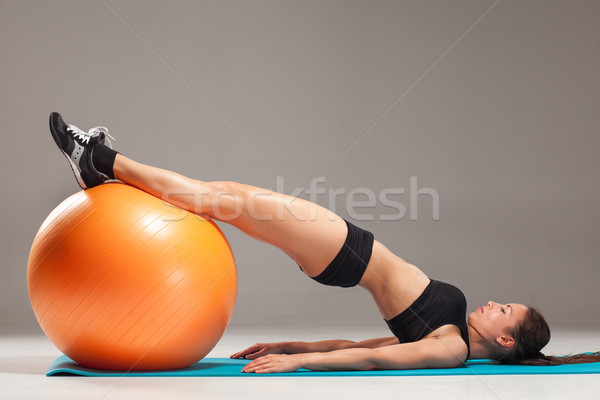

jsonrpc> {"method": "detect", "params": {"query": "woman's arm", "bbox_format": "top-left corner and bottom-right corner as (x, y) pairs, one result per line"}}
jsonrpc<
(286, 336), (398, 353)
(284, 340), (354, 353)
(232, 336), (399, 360)
(241, 336), (468, 373)
(303, 336), (466, 371)
(343, 336), (400, 349)
(231, 339), (355, 359)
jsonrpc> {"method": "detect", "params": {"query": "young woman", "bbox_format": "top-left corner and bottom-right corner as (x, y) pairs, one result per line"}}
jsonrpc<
(48, 112), (599, 373)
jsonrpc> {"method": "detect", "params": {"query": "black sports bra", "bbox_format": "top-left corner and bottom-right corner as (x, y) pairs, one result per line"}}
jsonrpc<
(383, 279), (470, 363)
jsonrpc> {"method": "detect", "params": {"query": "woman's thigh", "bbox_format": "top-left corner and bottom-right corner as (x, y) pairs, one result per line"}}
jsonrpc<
(206, 181), (349, 277)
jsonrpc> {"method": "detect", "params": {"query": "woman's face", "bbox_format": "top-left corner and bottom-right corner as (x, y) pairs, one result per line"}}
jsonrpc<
(468, 301), (529, 349)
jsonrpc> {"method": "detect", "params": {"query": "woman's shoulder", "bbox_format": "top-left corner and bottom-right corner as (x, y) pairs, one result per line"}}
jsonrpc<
(423, 324), (469, 362)
(421, 328), (469, 364)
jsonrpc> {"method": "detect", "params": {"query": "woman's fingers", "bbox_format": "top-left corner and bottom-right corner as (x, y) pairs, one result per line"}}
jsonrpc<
(242, 357), (270, 373)
(230, 342), (284, 359)
(230, 345), (258, 358)
(244, 349), (266, 359)
(230, 344), (263, 359)
(241, 354), (300, 374)
(230, 349), (250, 359)
(231, 351), (253, 359)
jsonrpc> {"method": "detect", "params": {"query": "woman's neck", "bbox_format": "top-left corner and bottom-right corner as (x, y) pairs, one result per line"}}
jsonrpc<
(467, 324), (495, 360)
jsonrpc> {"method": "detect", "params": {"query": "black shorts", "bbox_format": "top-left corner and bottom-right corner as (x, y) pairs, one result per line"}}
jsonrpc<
(301, 219), (375, 288)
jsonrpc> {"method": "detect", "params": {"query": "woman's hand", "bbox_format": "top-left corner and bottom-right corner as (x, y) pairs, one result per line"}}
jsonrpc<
(241, 354), (304, 374)
(230, 342), (287, 360)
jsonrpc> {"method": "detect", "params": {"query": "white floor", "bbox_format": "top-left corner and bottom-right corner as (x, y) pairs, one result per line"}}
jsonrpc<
(1, 324), (598, 400)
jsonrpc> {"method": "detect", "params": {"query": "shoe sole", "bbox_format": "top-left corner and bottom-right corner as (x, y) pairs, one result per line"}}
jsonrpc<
(49, 113), (88, 190)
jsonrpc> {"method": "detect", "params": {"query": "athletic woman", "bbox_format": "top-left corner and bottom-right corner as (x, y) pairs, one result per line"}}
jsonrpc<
(48, 112), (599, 373)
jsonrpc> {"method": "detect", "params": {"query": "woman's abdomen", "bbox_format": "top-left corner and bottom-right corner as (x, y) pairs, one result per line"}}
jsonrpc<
(359, 240), (431, 320)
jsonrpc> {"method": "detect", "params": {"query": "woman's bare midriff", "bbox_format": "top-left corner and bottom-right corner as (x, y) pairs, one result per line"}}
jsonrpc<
(359, 241), (468, 344)
(358, 240), (431, 321)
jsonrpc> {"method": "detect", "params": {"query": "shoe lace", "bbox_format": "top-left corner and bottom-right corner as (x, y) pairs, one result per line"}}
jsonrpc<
(67, 124), (116, 148)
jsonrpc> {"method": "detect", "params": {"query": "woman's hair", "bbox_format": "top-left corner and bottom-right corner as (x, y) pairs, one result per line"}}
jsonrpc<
(495, 306), (600, 366)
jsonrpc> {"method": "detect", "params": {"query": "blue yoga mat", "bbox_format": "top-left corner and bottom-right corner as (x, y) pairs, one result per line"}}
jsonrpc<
(47, 354), (600, 377)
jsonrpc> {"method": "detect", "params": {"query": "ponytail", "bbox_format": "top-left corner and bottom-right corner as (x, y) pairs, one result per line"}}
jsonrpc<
(516, 351), (600, 366)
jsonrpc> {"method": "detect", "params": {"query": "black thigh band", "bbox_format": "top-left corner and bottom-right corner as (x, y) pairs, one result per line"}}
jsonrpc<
(310, 219), (375, 288)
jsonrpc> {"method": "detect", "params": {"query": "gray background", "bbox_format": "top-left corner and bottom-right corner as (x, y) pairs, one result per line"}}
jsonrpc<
(1, 0), (598, 333)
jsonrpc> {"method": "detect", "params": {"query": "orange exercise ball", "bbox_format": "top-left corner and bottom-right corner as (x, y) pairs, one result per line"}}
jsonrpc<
(27, 182), (237, 370)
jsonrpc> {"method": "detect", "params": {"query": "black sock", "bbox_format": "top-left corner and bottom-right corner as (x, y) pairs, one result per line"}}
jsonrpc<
(92, 144), (119, 179)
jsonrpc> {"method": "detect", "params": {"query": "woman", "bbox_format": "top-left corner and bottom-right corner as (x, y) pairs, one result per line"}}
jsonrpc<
(48, 112), (599, 373)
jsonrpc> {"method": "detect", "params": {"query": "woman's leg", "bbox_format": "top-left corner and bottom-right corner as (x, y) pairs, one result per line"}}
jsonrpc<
(113, 154), (349, 278)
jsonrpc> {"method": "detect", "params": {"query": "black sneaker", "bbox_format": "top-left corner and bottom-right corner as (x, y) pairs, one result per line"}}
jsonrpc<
(49, 112), (114, 189)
